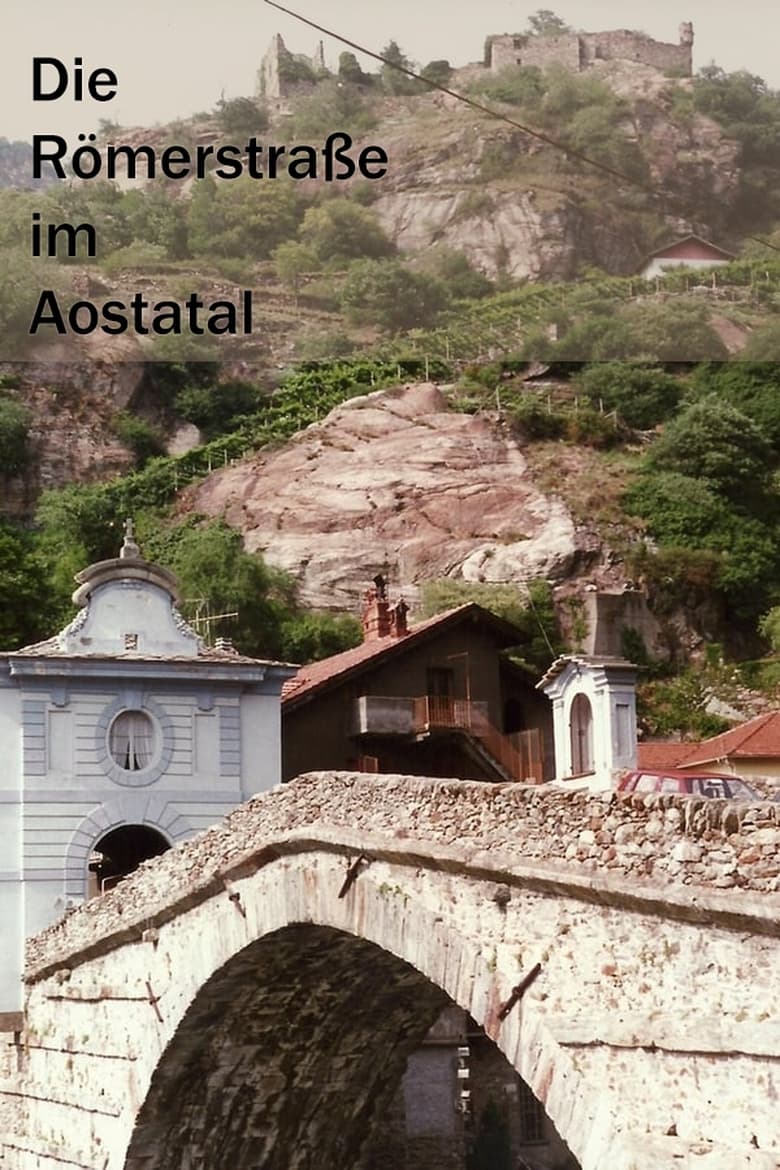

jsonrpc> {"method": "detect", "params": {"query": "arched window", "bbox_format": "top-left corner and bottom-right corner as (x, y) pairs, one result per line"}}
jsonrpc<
(109, 710), (157, 771)
(569, 693), (594, 775)
(88, 824), (170, 894)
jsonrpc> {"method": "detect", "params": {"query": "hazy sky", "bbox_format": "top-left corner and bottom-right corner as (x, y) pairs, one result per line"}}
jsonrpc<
(4, 0), (779, 142)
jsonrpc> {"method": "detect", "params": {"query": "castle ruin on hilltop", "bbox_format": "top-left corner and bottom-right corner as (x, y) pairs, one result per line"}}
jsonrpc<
(485, 21), (693, 76)
(256, 19), (694, 107)
(257, 33), (326, 103)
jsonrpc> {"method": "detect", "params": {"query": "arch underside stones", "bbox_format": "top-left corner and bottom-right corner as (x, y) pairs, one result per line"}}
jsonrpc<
(7, 827), (780, 1170)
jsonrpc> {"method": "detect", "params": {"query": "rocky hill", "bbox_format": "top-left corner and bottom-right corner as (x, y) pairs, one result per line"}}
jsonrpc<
(366, 63), (741, 279)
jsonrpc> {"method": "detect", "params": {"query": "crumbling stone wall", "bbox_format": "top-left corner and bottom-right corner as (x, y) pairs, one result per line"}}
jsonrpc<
(487, 25), (693, 77)
(581, 30), (692, 73)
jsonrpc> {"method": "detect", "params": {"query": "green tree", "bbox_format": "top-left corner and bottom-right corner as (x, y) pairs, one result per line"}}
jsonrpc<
(646, 398), (773, 499)
(420, 59), (453, 87)
(691, 66), (780, 224)
(471, 65), (545, 108)
(0, 189), (38, 250)
(420, 579), (563, 673)
(379, 41), (421, 96)
(340, 260), (449, 332)
(174, 379), (261, 438)
(298, 201), (394, 265)
(111, 413), (166, 467)
(526, 9), (573, 36)
(417, 248), (492, 300)
(278, 612), (362, 662)
(759, 607), (780, 652)
(123, 187), (189, 259)
(739, 324), (780, 361)
(624, 472), (734, 546)
(338, 52), (368, 85)
(638, 671), (731, 739)
(140, 518), (360, 662)
(0, 523), (54, 649)
(273, 240), (319, 298)
(188, 176), (304, 259)
(689, 361), (780, 454)
(41, 180), (133, 260)
(619, 301), (728, 362)
(0, 248), (71, 355)
(141, 519), (294, 658)
(288, 79), (378, 138)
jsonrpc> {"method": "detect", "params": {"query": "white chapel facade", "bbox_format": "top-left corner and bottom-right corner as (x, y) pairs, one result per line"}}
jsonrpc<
(0, 524), (294, 1020)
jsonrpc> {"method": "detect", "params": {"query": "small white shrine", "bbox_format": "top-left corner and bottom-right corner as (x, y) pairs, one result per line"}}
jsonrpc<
(538, 655), (637, 786)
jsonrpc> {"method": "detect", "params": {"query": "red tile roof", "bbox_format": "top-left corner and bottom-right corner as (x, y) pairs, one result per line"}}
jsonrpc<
(636, 741), (691, 769)
(679, 711), (780, 767)
(281, 603), (527, 710)
(637, 712), (780, 771)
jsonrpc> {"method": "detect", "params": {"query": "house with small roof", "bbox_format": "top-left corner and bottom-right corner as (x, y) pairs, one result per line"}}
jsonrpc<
(282, 578), (553, 784)
(638, 711), (780, 783)
(0, 522), (294, 1022)
(639, 233), (736, 280)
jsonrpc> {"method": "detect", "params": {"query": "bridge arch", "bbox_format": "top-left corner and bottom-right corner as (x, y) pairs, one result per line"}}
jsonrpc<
(124, 924), (450, 1169)
(22, 840), (584, 1170)
(117, 854), (578, 1170)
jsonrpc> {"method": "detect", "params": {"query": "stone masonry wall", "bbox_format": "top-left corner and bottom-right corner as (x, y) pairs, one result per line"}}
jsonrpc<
(581, 31), (691, 74)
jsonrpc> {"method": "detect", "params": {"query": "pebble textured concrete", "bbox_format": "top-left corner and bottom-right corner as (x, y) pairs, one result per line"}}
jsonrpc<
(3, 773), (780, 1170)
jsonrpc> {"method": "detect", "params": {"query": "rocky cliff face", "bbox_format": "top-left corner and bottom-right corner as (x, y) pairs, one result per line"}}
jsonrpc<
(0, 337), (145, 515)
(367, 69), (741, 279)
(183, 383), (612, 610)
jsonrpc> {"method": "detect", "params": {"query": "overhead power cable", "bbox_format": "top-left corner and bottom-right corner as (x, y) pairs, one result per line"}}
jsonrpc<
(263, 0), (780, 255)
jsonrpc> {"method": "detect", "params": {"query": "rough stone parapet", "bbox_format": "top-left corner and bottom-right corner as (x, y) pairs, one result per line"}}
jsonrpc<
(25, 773), (780, 978)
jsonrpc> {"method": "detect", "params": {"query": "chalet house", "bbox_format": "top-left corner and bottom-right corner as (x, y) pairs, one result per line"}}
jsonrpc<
(638, 711), (780, 784)
(639, 234), (735, 279)
(0, 523), (294, 1021)
(282, 579), (554, 784)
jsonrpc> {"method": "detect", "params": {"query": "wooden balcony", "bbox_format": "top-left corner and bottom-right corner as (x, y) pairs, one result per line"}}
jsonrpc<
(412, 696), (542, 784)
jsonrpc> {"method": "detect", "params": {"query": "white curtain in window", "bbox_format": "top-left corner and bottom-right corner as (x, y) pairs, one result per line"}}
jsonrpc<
(110, 711), (155, 771)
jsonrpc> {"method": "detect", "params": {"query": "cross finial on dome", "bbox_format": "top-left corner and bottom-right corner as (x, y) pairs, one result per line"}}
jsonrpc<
(120, 517), (141, 560)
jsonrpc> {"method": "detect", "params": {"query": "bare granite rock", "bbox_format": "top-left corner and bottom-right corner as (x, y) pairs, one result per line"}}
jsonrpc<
(184, 382), (594, 609)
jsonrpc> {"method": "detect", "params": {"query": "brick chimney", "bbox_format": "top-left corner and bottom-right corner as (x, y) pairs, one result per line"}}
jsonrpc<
(390, 598), (409, 638)
(361, 576), (409, 642)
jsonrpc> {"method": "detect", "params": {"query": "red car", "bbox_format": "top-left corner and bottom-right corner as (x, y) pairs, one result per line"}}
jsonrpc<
(618, 768), (760, 800)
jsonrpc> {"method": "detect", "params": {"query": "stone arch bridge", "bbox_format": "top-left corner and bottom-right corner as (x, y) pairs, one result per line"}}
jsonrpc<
(1, 773), (779, 1170)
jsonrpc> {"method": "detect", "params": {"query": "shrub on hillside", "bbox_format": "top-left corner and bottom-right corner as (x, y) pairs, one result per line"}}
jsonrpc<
(575, 363), (682, 428)
(112, 413), (166, 466)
